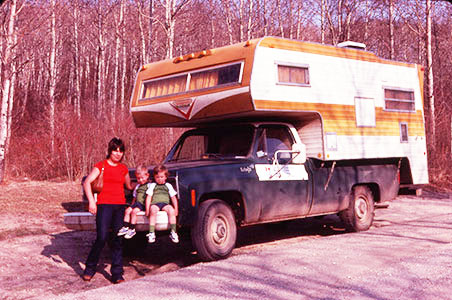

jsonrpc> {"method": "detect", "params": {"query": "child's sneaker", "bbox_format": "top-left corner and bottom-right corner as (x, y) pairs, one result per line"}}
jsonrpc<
(124, 228), (136, 239)
(117, 227), (129, 236)
(169, 230), (179, 243)
(146, 232), (156, 243)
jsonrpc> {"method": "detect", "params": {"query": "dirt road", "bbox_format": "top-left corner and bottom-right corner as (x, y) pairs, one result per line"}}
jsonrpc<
(0, 183), (451, 300)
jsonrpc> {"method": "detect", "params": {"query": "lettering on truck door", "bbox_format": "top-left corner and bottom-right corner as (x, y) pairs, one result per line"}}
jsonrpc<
(254, 125), (310, 220)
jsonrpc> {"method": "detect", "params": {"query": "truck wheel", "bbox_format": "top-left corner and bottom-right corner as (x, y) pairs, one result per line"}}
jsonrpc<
(339, 185), (374, 232)
(192, 199), (237, 261)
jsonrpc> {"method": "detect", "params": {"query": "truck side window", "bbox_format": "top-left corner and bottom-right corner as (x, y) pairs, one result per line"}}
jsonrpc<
(261, 126), (294, 159)
(173, 135), (206, 161)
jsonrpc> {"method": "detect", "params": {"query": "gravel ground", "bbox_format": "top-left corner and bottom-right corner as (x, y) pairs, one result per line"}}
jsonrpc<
(44, 191), (452, 300)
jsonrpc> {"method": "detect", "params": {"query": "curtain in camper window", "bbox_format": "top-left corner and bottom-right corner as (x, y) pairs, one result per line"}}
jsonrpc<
(189, 70), (219, 90)
(142, 75), (186, 99)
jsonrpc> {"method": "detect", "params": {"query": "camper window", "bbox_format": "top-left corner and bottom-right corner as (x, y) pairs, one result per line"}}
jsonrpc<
(189, 63), (241, 90)
(141, 75), (187, 99)
(140, 62), (243, 101)
(399, 122), (409, 143)
(384, 88), (415, 112)
(276, 63), (310, 86)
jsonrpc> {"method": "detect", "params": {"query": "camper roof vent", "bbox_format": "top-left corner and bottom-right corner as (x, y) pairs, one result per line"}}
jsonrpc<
(337, 41), (366, 50)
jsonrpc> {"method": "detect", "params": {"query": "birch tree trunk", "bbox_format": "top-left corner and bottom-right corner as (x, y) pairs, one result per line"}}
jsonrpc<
(337, 0), (342, 43)
(112, 0), (125, 123)
(277, 0), (284, 37)
(148, 0), (154, 61)
(5, 44), (17, 175)
(389, 0), (395, 60)
(321, 0), (325, 44)
(296, 1), (302, 40)
(0, 0), (17, 183)
(165, 0), (175, 59)
(239, 0), (244, 42)
(20, 63), (31, 120)
(263, 0), (268, 36)
(96, 8), (105, 119)
(211, 18), (216, 46)
(364, 0), (369, 42)
(288, 0), (293, 39)
(223, 0), (233, 44)
(49, 0), (57, 154)
(138, 2), (147, 65)
(426, 0), (435, 148)
(121, 4), (127, 114)
(73, 2), (81, 119)
(247, 0), (253, 40)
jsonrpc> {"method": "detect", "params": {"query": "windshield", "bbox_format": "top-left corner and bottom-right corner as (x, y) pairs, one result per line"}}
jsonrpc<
(168, 125), (255, 162)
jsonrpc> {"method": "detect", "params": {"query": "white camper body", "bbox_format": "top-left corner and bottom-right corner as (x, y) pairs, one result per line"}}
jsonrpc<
(130, 37), (428, 185)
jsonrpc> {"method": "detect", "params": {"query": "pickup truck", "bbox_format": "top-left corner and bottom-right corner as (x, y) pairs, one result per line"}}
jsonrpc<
(66, 121), (398, 261)
(150, 121), (397, 260)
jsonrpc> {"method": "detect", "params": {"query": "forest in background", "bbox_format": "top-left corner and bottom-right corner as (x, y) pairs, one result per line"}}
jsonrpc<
(0, 0), (451, 186)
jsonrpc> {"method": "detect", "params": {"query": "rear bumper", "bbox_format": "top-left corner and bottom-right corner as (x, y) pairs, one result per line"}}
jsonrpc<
(63, 211), (170, 231)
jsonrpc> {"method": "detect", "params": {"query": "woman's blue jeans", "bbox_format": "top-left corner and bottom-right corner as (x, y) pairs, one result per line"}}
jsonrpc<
(84, 204), (125, 277)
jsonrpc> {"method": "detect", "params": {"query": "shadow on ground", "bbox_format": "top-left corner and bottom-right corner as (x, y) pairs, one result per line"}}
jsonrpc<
(41, 214), (346, 285)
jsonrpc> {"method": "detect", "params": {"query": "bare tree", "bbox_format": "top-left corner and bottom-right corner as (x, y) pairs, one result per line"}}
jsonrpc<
(49, 0), (57, 154)
(222, 0), (234, 45)
(72, 1), (81, 119)
(388, 0), (395, 59)
(0, 0), (18, 183)
(426, 0), (435, 148)
(112, 0), (125, 122)
(159, 0), (192, 59)
(246, 0), (254, 40)
(137, 0), (149, 65)
(277, 0), (284, 37)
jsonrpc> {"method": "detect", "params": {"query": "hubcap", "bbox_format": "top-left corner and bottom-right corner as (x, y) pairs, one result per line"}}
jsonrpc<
(355, 197), (368, 219)
(211, 215), (228, 245)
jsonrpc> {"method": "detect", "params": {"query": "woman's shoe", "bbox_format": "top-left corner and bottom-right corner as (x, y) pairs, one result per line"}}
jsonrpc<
(82, 274), (93, 281)
(112, 275), (125, 284)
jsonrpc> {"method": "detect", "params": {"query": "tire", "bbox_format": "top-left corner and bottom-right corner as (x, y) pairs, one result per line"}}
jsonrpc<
(339, 185), (375, 232)
(191, 199), (237, 261)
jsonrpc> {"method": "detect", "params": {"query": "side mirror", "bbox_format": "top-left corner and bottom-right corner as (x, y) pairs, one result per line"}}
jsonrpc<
(256, 150), (267, 158)
(292, 143), (307, 164)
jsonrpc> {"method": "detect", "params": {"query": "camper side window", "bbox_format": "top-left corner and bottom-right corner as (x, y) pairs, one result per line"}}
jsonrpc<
(384, 88), (415, 112)
(276, 63), (310, 86)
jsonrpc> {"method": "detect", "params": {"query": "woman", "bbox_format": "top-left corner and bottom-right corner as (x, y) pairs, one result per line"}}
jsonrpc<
(82, 137), (132, 284)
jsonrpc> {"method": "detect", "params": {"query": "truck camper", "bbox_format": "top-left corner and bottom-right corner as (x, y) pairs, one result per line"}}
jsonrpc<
(65, 37), (429, 261)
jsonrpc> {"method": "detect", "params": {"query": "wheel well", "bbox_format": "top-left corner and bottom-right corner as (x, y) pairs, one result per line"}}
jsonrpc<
(352, 183), (380, 203)
(199, 191), (245, 224)
(399, 157), (413, 184)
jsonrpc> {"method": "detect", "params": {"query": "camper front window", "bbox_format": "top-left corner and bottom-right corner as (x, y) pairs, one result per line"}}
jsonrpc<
(384, 88), (415, 112)
(141, 75), (186, 99)
(140, 62), (243, 101)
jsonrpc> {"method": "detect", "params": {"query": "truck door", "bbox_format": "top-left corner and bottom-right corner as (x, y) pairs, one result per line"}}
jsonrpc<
(253, 125), (310, 220)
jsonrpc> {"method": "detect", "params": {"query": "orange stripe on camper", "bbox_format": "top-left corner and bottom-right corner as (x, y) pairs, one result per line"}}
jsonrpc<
(254, 100), (425, 136)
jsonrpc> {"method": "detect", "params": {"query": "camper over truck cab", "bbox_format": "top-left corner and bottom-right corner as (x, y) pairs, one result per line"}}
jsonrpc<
(66, 37), (429, 262)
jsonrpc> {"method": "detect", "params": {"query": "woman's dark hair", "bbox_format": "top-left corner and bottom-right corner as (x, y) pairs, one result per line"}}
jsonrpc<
(107, 137), (125, 159)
